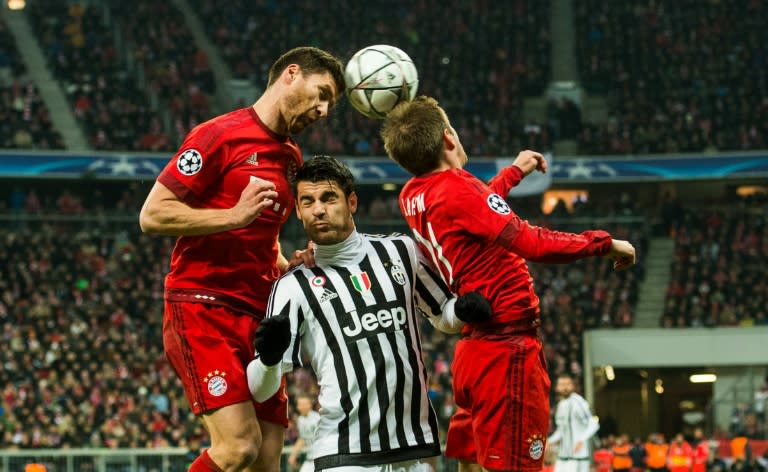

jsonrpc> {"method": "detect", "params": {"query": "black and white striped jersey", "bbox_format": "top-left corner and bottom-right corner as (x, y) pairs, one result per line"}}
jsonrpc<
(265, 232), (456, 469)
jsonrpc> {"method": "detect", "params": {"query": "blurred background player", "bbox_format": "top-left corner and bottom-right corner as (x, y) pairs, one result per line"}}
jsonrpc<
(139, 47), (345, 472)
(247, 155), (491, 472)
(381, 96), (635, 472)
(289, 394), (321, 472)
(548, 373), (600, 472)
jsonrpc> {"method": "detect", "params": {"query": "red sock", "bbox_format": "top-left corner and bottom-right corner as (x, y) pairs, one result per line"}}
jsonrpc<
(188, 449), (224, 472)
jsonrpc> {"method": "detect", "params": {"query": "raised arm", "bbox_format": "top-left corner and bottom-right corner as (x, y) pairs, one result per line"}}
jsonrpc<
(487, 150), (547, 195)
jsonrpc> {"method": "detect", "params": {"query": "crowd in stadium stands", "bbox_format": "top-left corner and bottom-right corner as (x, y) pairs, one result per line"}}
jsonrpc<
(10, 0), (768, 157)
(574, 0), (768, 155)
(187, 0), (552, 157)
(27, 1), (214, 152)
(663, 195), (768, 328)
(0, 18), (64, 150)
(111, 2), (215, 144)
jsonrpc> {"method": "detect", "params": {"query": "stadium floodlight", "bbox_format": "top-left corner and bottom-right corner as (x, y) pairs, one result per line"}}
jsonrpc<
(7, 0), (25, 10)
(604, 365), (615, 381)
(689, 374), (717, 383)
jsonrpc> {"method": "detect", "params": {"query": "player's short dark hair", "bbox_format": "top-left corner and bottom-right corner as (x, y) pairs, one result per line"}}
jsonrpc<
(294, 155), (355, 197)
(267, 46), (345, 99)
(381, 96), (449, 176)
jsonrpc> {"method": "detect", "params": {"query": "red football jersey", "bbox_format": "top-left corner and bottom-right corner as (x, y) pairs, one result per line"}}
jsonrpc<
(399, 167), (612, 327)
(157, 107), (302, 316)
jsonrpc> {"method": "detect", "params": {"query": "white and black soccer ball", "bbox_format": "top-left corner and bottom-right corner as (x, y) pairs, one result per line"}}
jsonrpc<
(177, 149), (202, 176)
(344, 45), (419, 119)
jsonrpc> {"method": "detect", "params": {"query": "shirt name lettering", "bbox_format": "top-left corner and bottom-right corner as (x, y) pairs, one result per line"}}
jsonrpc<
(402, 193), (425, 216)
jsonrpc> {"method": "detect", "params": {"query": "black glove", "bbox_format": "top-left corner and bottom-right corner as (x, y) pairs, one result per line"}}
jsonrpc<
(254, 313), (291, 366)
(454, 292), (493, 323)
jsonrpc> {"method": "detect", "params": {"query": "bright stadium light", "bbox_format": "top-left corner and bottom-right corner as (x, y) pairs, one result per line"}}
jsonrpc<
(604, 365), (615, 381)
(655, 379), (664, 394)
(7, 0), (26, 10)
(689, 374), (717, 383)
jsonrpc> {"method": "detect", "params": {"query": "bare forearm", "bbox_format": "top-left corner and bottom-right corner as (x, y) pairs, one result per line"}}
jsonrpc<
(140, 200), (239, 236)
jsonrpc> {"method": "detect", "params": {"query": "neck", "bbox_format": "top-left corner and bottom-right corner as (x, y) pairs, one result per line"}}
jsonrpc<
(314, 231), (363, 266)
(433, 151), (464, 172)
(252, 90), (288, 135)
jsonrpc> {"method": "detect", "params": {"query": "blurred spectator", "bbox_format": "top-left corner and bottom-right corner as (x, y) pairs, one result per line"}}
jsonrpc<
(663, 195), (768, 328)
(575, 0), (768, 155)
(630, 436), (648, 472)
(0, 17), (64, 150)
(27, 1), (189, 152)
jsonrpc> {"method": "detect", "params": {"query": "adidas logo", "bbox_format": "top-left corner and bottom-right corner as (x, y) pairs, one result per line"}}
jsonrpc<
(246, 153), (258, 165)
(319, 289), (338, 303)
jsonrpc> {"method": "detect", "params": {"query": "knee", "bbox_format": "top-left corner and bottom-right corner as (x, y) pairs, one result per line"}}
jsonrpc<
(227, 438), (261, 468)
(211, 434), (261, 469)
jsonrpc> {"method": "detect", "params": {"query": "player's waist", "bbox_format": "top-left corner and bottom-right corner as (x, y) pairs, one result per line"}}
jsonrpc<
(314, 443), (440, 471)
(461, 308), (541, 338)
(164, 287), (266, 317)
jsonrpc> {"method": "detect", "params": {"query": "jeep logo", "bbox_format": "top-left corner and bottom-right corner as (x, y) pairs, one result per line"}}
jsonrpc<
(342, 305), (407, 340)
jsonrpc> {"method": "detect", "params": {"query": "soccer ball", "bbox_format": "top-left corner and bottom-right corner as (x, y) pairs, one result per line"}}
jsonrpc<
(344, 45), (419, 119)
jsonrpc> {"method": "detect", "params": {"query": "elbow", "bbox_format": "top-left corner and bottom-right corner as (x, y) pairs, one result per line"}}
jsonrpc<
(139, 207), (159, 234)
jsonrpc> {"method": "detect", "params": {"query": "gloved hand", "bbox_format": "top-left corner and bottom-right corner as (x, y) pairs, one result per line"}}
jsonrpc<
(254, 312), (291, 366)
(454, 292), (493, 323)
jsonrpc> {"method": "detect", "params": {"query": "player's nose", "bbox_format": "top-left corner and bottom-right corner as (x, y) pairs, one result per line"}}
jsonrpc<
(312, 201), (326, 216)
(317, 101), (329, 118)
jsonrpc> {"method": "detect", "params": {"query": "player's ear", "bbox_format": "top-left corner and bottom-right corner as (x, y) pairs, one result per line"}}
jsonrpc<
(348, 192), (358, 214)
(284, 64), (300, 83)
(442, 128), (457, 151)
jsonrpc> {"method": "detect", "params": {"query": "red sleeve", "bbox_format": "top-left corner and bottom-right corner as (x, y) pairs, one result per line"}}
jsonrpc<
(487, 165), (523, 195)
(500, 221), (612, 263)
(157, 122), (227, 205)
(442, 170), (612, 262)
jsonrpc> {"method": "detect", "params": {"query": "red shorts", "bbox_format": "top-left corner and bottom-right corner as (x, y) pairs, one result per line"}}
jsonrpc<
(163, 300), (288, 426)
(446, 333), (550, 471)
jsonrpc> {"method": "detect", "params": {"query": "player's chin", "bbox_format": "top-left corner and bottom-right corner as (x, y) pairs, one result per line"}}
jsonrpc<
(290, 119), (317, 134)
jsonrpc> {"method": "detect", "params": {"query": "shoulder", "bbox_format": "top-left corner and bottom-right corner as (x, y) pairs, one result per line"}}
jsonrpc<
(273, 266), (311, 291)
(574, 393), (589, 405)
(361, 231), (411, 246)
(363, 232), (417, 252)
(184, 108), (259, 153)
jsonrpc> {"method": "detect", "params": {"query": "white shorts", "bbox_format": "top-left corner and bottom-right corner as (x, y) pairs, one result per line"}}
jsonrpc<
(322, 457), (436, 472)
(300, 460), (315, 472)
(554, 459), (591, 472)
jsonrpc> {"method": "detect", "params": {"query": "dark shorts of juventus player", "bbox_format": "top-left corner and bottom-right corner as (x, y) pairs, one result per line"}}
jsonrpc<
(381, 96), (637, 472)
